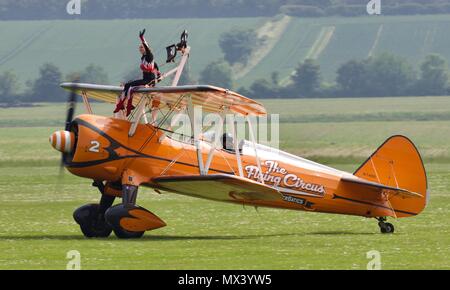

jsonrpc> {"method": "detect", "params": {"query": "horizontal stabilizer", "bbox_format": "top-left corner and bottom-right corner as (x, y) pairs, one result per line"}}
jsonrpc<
(340, 176), (423, 200)
(153, 174), (283, 202)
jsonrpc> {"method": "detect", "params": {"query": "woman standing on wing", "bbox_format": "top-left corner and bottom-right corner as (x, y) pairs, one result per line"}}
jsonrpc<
(114, 29), (160, 116)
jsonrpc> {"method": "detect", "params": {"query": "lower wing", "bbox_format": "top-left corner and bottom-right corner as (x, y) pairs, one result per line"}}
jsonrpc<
(152, 174), (283, 202)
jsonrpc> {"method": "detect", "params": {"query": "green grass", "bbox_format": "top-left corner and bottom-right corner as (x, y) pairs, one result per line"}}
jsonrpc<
(3, 15), (450, 90)
(0, 97), (449, 269)
(0, 164), (448, 269)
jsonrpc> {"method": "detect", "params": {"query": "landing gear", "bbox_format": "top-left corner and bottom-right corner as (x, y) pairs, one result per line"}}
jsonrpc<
(105, 204), (145, 239)
(104, 185), (166, 239)
(104, 185), (143, 239)
(74, 182), (166, 239)
(377, 217), (395, 234)
(73, 193), (115, 238)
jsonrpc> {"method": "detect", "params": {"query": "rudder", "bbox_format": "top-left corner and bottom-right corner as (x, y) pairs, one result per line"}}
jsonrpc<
(354, 135), (428, 217)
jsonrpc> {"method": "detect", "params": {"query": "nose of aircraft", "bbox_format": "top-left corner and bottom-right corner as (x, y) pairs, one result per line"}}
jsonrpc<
(49, 130), (75, 153)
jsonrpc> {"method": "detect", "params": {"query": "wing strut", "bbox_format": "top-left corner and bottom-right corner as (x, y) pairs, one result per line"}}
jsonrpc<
(81, 91), (93, 114)
(187, 95), (204, 175)
(129, 97), (149, 137)
(171, 46), (190, 86)
(247, 116), (264, 184)
(203, 112), (225, 175)
(228, 112), (244, 177)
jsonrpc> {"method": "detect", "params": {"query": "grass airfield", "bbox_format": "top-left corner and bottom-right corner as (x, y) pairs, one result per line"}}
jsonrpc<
(0, 97), (449, 269)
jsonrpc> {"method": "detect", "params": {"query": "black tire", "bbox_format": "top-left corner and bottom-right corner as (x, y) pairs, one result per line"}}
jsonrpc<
(112, 227), (145, 239)
(73, 204), (112, 238)
(383, 222), (395, 234)
(105, 204), (145, 239)
(378, 221), (394, 234)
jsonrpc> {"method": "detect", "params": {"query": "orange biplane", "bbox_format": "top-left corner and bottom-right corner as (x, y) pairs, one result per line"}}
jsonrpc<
(49, 33), (428, 238)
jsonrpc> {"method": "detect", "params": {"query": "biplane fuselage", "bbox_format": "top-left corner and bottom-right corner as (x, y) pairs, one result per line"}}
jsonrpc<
(61, 113), (427, 220)
(48, 39), (427, 237)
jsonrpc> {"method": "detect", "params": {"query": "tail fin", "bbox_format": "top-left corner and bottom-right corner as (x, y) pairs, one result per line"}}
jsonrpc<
(354, 135), (428, 217)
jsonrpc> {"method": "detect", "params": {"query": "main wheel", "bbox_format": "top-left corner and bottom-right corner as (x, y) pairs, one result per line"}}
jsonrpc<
(378, 222), (395, 234)
(383, 222), (394, 234)
(105, 204), (145, 239)
(112, 227), (145, 239)
(73, 204), (112, 238)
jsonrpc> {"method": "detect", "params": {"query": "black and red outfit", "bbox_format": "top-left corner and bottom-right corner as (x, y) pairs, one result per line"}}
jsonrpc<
(114, 29), (160, 116)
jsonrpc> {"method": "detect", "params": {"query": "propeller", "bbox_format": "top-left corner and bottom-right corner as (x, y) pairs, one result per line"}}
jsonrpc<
(52, 80), (78, 193)
(60, 82), (78, 172)
(65, 88), (77, 131)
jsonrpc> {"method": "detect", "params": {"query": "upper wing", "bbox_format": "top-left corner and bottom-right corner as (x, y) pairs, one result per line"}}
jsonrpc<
(60, 83), (267, 116)
(61, 83), (121, 103)
(152, 174), (283, 202)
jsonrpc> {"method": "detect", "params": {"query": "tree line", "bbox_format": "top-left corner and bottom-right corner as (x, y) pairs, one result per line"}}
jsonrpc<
(0, 63), (108, 104)
(1, 45), (449, 104)
(239, 53), (450, 99)
(2, 0), (450, 20)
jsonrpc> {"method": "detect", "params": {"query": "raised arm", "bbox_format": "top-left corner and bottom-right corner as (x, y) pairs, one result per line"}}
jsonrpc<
(139, 29), (151, 55)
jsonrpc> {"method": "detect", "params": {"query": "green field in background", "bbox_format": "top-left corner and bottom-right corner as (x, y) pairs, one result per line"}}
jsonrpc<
(0, 97), (449, 269)
(3, 15), (450, 89)
(0, 18), (265, 91)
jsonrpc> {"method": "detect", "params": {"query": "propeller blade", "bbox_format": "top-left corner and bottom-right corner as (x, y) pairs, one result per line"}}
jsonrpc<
(65, 89), (77, 131)
(59, 158), (66, 176)
(61, 79), (78, 170)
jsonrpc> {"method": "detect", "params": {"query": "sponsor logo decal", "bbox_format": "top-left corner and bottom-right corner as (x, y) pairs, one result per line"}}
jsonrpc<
(282, 195), (306, 205)
(282, 195), (314, 208)
(245, 160), (326, 196)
